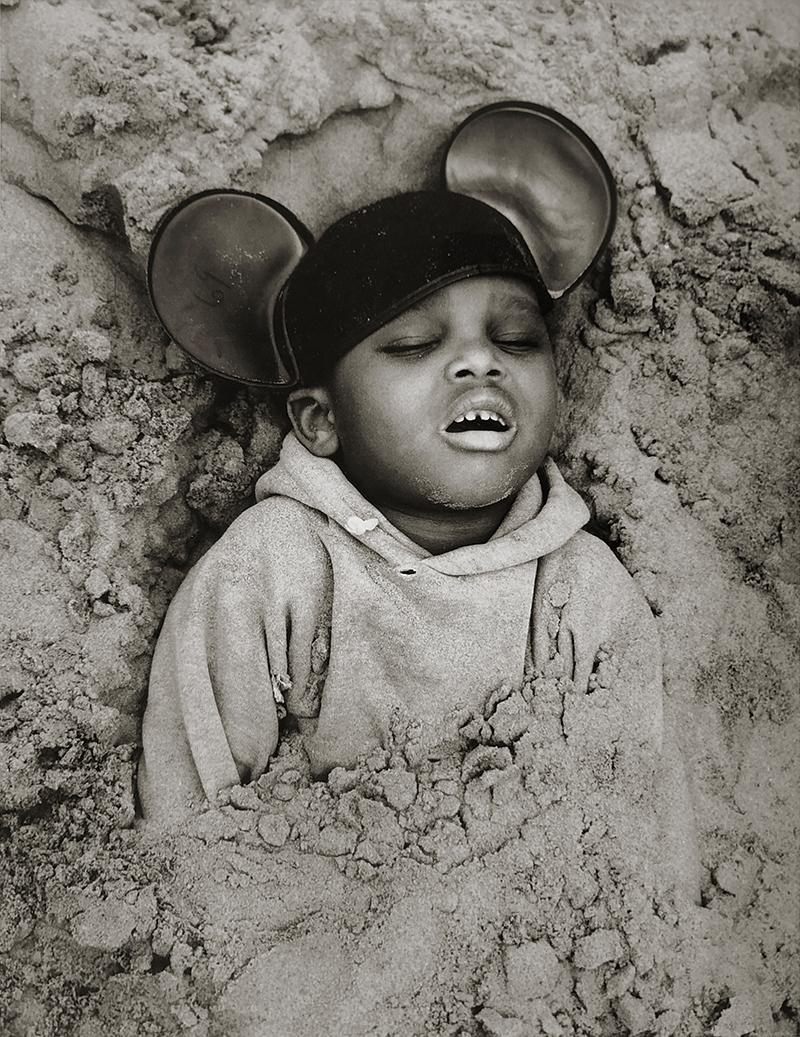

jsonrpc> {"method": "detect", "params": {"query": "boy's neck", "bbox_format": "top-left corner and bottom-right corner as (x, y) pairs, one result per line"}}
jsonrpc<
(378, 497), (513, 554)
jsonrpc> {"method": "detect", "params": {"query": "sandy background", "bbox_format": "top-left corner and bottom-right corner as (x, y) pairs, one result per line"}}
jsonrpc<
(1, 1), (798, 1034)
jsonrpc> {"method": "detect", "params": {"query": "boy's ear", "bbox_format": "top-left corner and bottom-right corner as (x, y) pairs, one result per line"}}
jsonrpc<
(286, 386), (339, 457)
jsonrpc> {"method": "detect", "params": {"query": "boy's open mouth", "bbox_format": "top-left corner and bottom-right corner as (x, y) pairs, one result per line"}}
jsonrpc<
(440, 399), (517, 452)
(447, 410), (509, 433)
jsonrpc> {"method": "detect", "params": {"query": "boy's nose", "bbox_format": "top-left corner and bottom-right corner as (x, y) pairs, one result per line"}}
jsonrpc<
(445, 339), (504, 381)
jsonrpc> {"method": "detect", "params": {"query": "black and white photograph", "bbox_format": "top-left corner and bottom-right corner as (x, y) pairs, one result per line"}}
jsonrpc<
(1, 1), (798, 1034)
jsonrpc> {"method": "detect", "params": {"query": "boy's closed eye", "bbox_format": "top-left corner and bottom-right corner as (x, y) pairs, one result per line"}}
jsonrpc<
(488, 304), (549, 353)
(378, 313), (547, 356)
(379, 328), (545, 359)
(380, 336), (441, 357)
(489, 330), (543, 352)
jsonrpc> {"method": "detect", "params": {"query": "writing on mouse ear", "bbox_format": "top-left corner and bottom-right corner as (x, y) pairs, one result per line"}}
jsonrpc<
(191, 265), (230, 307)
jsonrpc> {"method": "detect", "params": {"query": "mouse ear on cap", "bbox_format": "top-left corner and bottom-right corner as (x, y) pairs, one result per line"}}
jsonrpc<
(147, 189), (313, 387)
(444, 101), (617, 300)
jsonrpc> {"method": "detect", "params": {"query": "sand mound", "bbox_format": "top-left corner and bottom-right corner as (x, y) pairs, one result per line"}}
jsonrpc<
(6, 673), (788, 1036)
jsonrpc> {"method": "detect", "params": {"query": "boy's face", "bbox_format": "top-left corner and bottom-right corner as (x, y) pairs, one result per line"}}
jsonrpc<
(319, 276), (557, 511)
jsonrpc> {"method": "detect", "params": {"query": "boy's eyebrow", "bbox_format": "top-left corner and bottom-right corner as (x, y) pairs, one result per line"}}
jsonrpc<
(492, 295), (543, 319)
(393, 297), (437, 320)
(488, 284), (544, 313)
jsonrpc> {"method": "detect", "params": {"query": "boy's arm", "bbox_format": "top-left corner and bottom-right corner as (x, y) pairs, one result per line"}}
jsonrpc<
(532, 532), (701, 904)
(137, 535), (281, 826)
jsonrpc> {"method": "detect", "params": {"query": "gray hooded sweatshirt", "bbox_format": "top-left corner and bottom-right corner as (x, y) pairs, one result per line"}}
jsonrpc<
(138, 433), (665, 826)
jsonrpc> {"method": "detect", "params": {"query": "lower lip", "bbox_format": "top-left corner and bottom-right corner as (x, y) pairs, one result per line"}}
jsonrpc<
(439, 428), (517, 452)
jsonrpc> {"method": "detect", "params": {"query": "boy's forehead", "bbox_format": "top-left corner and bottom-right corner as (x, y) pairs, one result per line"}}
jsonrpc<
(398, 277), (543, 320)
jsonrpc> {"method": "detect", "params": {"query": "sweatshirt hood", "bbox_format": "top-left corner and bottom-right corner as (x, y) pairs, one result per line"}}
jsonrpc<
(255, 433), (589, 576)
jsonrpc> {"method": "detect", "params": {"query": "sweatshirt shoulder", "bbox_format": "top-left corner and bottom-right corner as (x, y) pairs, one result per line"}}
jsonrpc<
(541, 529), (651, 614)
(549, 528), (629, 578)
(226, 495), (326, 546)
(197, 496), (329, 579)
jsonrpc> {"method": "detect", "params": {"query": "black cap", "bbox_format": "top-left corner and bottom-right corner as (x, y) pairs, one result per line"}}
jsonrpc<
(276, 190), (548, 385)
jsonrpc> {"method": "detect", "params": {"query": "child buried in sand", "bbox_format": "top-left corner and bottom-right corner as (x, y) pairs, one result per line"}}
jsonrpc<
(138, 104), (699, 897)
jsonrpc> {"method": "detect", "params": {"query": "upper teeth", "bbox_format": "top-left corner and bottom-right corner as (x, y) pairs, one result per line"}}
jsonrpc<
(453, 410), (508, 427)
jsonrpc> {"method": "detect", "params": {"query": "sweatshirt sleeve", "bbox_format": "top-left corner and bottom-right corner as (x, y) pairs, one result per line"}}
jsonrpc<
(532, 531), (664, 750)
(532, 532), (701, 902)
(137, 513), (286, 826)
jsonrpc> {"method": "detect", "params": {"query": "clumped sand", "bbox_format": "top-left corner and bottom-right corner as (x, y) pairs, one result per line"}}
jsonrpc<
(1, 1), (798, 1034)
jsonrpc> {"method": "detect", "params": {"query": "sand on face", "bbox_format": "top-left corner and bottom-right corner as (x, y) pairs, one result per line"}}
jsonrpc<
(1, 1), (798, 1034)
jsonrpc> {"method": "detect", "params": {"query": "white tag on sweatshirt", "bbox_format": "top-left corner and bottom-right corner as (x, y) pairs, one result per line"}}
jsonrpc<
(345, 515), (379, 536)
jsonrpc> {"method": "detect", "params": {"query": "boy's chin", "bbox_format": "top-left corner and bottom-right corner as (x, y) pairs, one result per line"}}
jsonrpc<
(422, 480), (525, 512)
(351, 453), (543, 514)
(431, 461), (544, 511)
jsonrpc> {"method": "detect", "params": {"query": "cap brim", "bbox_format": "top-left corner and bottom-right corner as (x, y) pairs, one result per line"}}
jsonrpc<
(148, 190), (313, 386)
(444, 102), (616, 299)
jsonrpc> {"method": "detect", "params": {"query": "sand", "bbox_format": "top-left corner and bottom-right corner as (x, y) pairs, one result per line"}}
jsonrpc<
(1, 1), (798, 1034)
